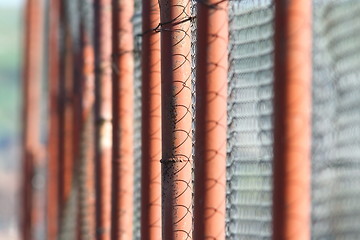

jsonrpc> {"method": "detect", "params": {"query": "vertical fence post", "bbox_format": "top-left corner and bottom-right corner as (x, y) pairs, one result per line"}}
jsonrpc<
(58, 0), (81, 211)
(22, 0), (43, 239)
(141, 0), (162, 239)
(273, 0), (312, 239)
(111, 0), (134, 239)
(94, 0), (113, 239)
(193, 0), (228, 239)
(59, 24), (75, 212)
(47, 0), (61, 238)
(159, 0), (193, 239)
(57, 2), (79, 239)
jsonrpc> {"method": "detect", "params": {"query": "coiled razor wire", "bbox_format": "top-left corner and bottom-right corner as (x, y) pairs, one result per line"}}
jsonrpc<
(226, 1), (274, 239)
(312, 0), (360, 239)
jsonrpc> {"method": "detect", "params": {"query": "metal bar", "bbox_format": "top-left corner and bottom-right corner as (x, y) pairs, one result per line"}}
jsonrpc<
(70, 0), (83, 237)
(94, 0), (113, 239)
(111, 0), (134, 239)
(272, 0), (312, 239)
(21, 0), (43, 239)
(57, 2), (83, 238)
(141, 0), (162, 238)
(47, 0), (61, 238)
(159, 0), (193, 239)
(193, 0), (228, 239)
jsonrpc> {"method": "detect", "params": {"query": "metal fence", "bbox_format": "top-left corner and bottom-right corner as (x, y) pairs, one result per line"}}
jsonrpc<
(19, 0), (360, 239)
(226, 1), (274, 239)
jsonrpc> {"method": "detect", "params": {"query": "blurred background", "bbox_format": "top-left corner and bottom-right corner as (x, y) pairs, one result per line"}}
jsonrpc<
(0, 0), (24, 239)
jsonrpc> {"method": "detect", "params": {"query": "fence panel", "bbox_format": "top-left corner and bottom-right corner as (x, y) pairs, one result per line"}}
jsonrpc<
(133, 1), (142, 238)
(312, 0), (360, 238)
(227, 1), (274, 239)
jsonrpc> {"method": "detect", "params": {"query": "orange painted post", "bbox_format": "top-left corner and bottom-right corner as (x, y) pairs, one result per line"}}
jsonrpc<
(47, 0), (61, 238)
(21, 0), (43, 239)
(111, 0), (134, 239)
(141, 0), (162, 239)
(159, 0), (193, 239)
(272, 0), (312, 239)
(94, 0), (113, 239)
(193, 0), (228, 239)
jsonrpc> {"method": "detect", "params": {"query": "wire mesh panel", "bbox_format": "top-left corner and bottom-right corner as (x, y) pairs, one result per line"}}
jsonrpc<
(191, 0), (197, 230)
(312, 1), (360, 239)
(226, 1), (274, 239)
(133, 1), (142, 238)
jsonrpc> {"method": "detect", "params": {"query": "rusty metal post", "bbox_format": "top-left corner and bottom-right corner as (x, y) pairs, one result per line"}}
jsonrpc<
(159, 0), (193, 239)
(141, 0), (162, 239)
(94, 0), (113, 239)
(21, 0), (43, 239)
(111, 0), (134, 239)
(193, 0), (228, 239)
(272, 0), (312, 239)
(47, 0), (61, 238)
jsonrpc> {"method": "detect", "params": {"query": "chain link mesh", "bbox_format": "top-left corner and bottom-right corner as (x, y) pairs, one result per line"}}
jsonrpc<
(190, 0), (197, 233)
(226, 1), (274, 239)
(133, 1), (142, 238)
(312, 1), (360, 239)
